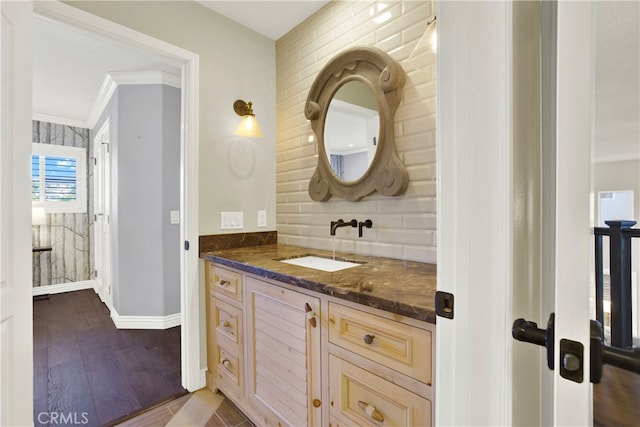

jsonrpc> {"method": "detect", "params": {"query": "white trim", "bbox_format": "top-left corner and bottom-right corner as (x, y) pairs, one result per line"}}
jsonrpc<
(109, 70), (181, 88)
(32, 280), (95, 296)
(86, 70), (181, 130)
(86, 74), (118, 130)
(594, 153), (640, 164)
(34, 0), (202, 392)
(110, 308), (181, 330)
(436, 1), (513, 425)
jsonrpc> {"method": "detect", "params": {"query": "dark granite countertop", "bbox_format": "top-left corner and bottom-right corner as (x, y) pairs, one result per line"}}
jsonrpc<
(200, 244), (437, 324)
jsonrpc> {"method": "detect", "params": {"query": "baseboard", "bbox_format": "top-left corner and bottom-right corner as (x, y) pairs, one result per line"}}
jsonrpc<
(32, 280), (96, 296)
(110, 308), (181, 330)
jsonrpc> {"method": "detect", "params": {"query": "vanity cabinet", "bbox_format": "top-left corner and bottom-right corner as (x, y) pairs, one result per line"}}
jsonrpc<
(205, 261), (435, 427)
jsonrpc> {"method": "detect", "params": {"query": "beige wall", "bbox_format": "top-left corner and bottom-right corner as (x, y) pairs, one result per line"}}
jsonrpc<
(276, 0), (436, 263)
(65, 0), (277, 235)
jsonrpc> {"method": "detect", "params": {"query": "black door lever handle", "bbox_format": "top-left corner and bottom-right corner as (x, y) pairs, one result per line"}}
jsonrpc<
(512, 314), (640, 383)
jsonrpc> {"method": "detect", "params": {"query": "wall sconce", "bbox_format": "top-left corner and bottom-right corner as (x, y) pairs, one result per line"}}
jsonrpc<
(32, 207), (46, 226)
(424, 15), (437, 54)
(233, 99), (263, 138)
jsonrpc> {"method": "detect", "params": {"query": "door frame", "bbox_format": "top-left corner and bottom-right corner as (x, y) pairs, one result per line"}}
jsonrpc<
(33, 1), (203, 391)
(436, 1), (515, 424)
(1, 1), (34, 424)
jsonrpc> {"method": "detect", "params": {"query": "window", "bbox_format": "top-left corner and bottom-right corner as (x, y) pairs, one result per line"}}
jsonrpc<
(32, 143), (87, 213)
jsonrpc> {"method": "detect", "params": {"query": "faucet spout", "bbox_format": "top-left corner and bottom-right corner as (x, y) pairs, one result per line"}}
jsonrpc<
(330, 218), (357, 235)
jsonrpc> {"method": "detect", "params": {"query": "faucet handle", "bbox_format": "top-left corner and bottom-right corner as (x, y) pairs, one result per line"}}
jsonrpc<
(349, 219), (358, 227)
(358, 219), (373, 237)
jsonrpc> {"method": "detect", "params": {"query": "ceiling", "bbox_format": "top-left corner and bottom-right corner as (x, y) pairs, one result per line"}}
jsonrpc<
(196, 1), (329, 41)
(33, 15), (183, 127)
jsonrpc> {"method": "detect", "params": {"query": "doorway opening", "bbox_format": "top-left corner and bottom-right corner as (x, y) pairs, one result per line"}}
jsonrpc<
(31, 0), (201, 420)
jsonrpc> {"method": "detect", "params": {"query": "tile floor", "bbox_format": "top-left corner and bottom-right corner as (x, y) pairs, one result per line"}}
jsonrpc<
(114, 391), (254, 427)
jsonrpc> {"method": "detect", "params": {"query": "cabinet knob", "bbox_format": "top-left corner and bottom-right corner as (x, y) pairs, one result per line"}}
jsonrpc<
(221, 359), (231, 368)
(363, 334), (375, 345)
(221, 321), (231, 328)
(357, 400), (384, 422)
(219, 279), (231, 287)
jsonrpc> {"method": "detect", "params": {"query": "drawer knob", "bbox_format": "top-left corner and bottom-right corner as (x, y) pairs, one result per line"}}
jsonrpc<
(222, 321), (231, 328)
(357, 400), (384, 422)
(219, 279), (231, 287)
(363, 334), (375, 345)
(221, 359), (231, 368)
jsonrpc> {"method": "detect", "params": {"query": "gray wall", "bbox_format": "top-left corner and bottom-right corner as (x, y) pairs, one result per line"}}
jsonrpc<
(32, 121), (93, 286)
(93, 84), (181, 317)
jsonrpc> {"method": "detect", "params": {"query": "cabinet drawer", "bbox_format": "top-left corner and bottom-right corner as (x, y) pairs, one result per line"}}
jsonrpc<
(209, 264), (242, 302)
(211, 298), (242, 346)
(213, 342), (243, 395)
(328, 302), (431, 384)
(329, 355), (431, 427)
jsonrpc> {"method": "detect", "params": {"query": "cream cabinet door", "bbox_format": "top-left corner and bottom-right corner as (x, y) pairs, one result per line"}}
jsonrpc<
(245, 276), (322, 426)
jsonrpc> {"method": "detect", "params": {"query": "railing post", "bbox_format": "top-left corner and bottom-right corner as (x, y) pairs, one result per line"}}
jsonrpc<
(595, 231), (604, 326)
(605, 220), (637, 348)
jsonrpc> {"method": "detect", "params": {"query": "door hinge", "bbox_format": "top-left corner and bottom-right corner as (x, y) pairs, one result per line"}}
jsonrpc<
(435, 291), (454, 319)
(184, 240), (190, 251)
(94, 270), (98, 278)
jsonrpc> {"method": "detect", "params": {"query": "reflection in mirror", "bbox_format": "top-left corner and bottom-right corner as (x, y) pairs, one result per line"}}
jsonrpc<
(324, 81), (379, 181)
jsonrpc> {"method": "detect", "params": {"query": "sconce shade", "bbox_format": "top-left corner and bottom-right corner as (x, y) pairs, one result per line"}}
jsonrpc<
(32, 207), (46, 225)
(425, 16), (437, 54)
(233, 99), (263, 138)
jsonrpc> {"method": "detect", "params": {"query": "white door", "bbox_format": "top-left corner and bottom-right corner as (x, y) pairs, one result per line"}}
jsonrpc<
(93, 120), (112, 311)
(436, 0), (595, 424)
(0, 1), (34, 425)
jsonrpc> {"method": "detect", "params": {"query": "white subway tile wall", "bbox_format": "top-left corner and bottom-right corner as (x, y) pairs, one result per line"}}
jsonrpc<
(276, 0), (436, 263)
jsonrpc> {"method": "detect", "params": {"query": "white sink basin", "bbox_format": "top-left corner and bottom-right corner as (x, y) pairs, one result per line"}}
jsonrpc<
(279, 255), (363, 272)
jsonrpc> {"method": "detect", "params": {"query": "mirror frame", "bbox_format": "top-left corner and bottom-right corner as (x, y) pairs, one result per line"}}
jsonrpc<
(305, 46), (407, 202)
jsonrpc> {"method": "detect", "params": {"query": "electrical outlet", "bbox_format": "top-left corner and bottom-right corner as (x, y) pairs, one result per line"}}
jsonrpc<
(257, 210), (267, 227)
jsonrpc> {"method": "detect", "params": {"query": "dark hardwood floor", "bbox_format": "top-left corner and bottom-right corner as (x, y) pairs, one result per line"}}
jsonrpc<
(34, 289), (185, 427)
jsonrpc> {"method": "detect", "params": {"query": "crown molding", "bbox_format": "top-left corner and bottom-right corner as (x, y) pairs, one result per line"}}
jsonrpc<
(35, 71), (181, 129)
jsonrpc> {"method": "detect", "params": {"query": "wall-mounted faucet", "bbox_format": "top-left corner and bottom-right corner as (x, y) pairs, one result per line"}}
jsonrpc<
(358, 219), (373, 237)
(330, 219), (357, 236)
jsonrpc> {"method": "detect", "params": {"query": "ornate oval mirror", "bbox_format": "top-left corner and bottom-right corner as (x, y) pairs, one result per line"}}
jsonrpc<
(305, 46), (407, 202)
(324, 81), (380, 182)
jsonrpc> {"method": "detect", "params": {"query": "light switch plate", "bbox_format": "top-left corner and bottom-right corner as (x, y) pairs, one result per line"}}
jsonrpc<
(257, 210), (267, 227)
(170, 210), (180, 225)
(221, 211), (243, 230)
